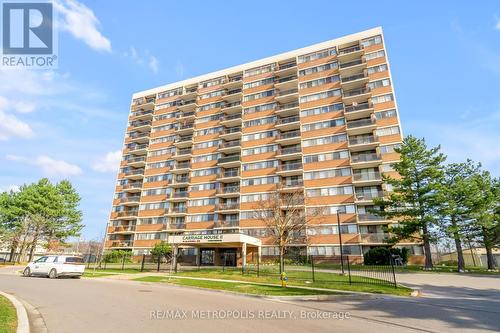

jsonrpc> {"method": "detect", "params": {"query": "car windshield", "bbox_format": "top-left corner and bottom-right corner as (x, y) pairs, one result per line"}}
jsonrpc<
(65, 257), (84, 263)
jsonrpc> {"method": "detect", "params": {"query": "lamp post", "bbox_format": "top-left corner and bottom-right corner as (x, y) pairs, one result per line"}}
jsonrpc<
(337, 210), (345, 275)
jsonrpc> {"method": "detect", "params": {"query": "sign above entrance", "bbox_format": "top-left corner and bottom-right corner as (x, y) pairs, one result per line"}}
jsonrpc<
(181, 234), (223, 243)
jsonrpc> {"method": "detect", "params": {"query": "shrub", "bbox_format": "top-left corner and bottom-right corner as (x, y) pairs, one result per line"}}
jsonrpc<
(363, 247), (409, 265)
(102, 250), (132, 263)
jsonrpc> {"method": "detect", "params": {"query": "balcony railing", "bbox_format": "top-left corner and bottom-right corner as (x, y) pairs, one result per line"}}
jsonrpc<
(282, 179), (304, 188)
(124, 169), (144, 176)
(226, 88), (242, 96)
(183, 87), (197, 94)
(221, 101), (242, 109)
(351, 153), (381, 163)
(220, 170), (240, 178)
(220, 140), (240, 149)
(358, 213), (386, 221)
(279, 163), (303, 171)
(128, 132), (149, 139)
(174, 176), (189, 183)
(178, 123), (194, 130)
(228, 76), (243, 83)
(125, 156), (146, 163)
(179, 111), (195, 118)
(353, 172), (381, 181)
(347, 118), (375, 129)
(218, 155), (240, 164)
(222, 114), (242, 121)
(279, 146), (302, 155)
(222, 127), (241, 135)
(341, 73), (367, 83)
(172, 192), (188, 198)
(111, 240), (134, 247)
(338, 45), (361, 55)
(278, 130), (300, 140)
(343, 87), (370, 98)
(355, 191), (384, 200)
(130, 120), (152, 127)
(119, 196), (140, 203)
(214, 220), (239, 228)
(177, 149), (192, 156)
(219, 186), (240, 194)
(174, 162), (191, 169)
(360, 233), (389, 243)
(175, 136), (192, 142)
(168, 223), (186, 230)
(276, 101), (299, 111)
(115, 210), (138, 217)
(278, 116), (300, 125)
(217, 203), (240, 210)
(277, 75), (297, 84)
(345, 102), (372, 113)
(128, 143), (148, 151)
(112, 225), (136, 232)
(349, 136), (376, 145)
(278, 62), (297, 70)
(171, 207), (187, 213)
(121, 182), (142, 190)
(178, 99), (196, 106)
(131, 109), (153, 117)
(276, 88), (298, 97)
(339, 59), (364, 69)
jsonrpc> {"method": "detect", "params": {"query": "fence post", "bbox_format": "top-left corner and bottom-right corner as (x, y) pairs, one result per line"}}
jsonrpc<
(121, 255), (125, 270)
(311, 256), (315, 282)
(104, 260), (106, 270)
(257, 257), (259, 277)
(141, 254), (145, 272)
(346, 255), (352, 285)
(157, 255), (161, 272)
(222, 254), (225, 272)
(390, 255), (397, 289)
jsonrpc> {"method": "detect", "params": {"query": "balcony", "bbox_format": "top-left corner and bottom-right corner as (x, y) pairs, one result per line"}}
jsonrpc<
(177, 99), (197, 110)
(171, 176), (189, 187)
(122, 182), (142, 192)
(277, 162), (303, 176)
(350, 153), (382, 168)
(215, 220), (240, 228)
(276, 130), (301, 144)
(178, 111), (196, 120)
(173, 148), (192, 161)
(171, 192), (189, 203)
(166, 223), (186, 230)
(218, 169), (240, 182)
(111, 225), (136, 233)
(276, 146), (302, 160)
(130, 109), (153, 120)
(133, 97), (155, 109)
(174, 135), (193, 148)
(348, 135), (378, 152)
(177, 123), (194, 135)
(275, 88), (299, 103)
(275, 75), (298, 89)
(224, 88), (242, 101)
(276, 115), (300, 131)
(224, 75), (243, 89)
(220, 127), (241, 140)
(346, 118), (376, 135)
(360, 233), (390, 244)
(355, 190), (384, 203)
(127, 131), (149, 143)
(219, 140), (241, 153)
(126, 156), (146, 167)
(217, 186), (240, 197)
(115, 209), (138, 219)
(216, 202), (240, 212)
(280, 179), (304, 191)
(218, 155), (241, 167)
(221, 101), (242, 114)
(109, 240), (134, 248)
(170, 206), (187, 213)
(352, 172), (382, 186)
(128, 143), (148, 154)
(124, 168), (145, 180)
(339, 58), (366, 76)
(129, 120), (152, 131)
(340, 72), (368, 90)
(275, 61), (297, 76)
(357, 213), (387, 223)
(220, 113), (242, 126)
(183, 87), (197, 98)
(276, 101), (300, 117)
(343, 87), (371, 104)
(119, 195), (140, 205)
(337, 45), (363, 62)
(171, 162), (191, 173)
(344, 102), (374, 120)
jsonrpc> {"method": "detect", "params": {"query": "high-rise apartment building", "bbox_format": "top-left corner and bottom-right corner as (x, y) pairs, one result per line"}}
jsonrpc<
(105, 27), (423, 266)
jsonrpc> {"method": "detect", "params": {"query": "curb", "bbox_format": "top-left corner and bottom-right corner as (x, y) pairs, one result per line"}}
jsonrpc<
(0, 290), (30, 333)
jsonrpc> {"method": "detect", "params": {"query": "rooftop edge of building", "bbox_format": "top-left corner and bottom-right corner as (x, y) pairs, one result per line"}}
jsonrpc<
(131, 26), (383, 99)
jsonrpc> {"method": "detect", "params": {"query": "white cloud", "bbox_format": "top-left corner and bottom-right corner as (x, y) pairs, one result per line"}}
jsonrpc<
(123, 46), (159, 74)
(0, 111), (33, 140)
(0, 185), (20, 193)
(54, 0), (111, 52)
(6, 154), (82, 177)
(149, 56), (159, 74)
(92, 150), (121, 172)
(0, 96), (36, 113)
(495, 15), (500, 30)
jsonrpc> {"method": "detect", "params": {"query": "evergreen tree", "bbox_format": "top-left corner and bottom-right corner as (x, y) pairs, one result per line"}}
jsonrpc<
(373, 136), (446, 269)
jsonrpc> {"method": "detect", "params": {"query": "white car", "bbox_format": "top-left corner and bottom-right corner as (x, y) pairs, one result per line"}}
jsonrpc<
(22, 255), (85, 279)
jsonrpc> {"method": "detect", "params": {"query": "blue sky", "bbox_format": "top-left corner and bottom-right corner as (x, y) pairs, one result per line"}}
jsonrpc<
(1, 0), (499, 240)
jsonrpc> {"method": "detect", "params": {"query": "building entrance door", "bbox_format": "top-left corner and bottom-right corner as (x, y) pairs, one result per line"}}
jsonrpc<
(200, 249), (215, 265)
(220, 248), (237, 267)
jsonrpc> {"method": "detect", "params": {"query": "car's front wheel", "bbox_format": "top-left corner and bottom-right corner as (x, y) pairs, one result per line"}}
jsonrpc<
(22, 267), (31, 277)
(48, 268), (58, 279)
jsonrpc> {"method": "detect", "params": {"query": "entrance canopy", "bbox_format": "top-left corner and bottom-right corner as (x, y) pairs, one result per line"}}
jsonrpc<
(168, 233), (261, 248)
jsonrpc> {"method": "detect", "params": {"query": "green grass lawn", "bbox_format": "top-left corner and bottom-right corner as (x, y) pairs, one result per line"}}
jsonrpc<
(0, 294), (17, 333)
(135, 268), (411, 296)
(82, 271), (118, 278)
(133, 276), (340, 296)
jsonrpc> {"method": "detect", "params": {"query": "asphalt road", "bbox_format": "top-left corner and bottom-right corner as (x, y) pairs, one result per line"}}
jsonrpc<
(0, 266), (499, 333)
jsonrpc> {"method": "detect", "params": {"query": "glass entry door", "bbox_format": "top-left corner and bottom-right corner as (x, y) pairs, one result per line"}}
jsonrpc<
(200, 249), (215, 265)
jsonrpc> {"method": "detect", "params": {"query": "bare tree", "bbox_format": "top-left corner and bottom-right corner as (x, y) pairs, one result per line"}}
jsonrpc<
(253, 187), (323, 273)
